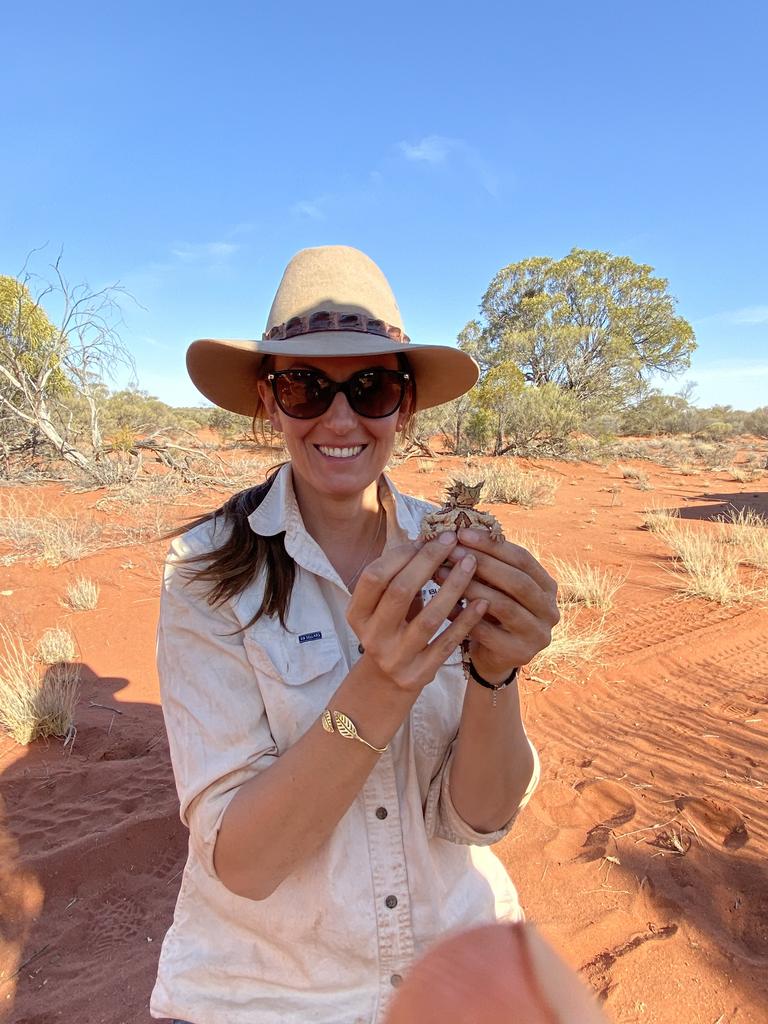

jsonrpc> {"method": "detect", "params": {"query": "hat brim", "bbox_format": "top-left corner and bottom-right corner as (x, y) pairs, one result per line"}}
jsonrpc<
(186, 334), (479, 417)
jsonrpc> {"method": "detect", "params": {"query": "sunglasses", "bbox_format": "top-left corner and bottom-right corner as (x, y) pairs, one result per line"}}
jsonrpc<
(267, 367), (410, 419)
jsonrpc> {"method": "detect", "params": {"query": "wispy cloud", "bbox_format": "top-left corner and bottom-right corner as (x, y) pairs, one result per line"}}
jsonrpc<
(170, 241), (240, 263)
(730, 305), (768, 325)
(695, 304), (768, 328)
(398, 135), (499, 197)
(290, 197), (332, 221)
(692, 360), (768, 381)
(399, 135), (455, 163)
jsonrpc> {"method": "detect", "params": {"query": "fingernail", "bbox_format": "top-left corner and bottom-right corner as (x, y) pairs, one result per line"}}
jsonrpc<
(438, 531), (457, 546)
(459, 529), (481, 543)
(460, 555), (476, 571)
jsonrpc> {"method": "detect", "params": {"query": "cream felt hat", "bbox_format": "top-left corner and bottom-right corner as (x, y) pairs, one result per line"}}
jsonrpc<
(186, 245), (479, 417)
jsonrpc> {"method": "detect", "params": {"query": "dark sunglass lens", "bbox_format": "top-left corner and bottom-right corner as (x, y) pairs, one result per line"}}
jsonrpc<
(276, 372), (332, 418)
(349, 370), (403, 417)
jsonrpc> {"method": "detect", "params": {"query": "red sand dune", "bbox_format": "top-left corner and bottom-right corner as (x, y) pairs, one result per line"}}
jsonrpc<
(1, 447), (766, 1023)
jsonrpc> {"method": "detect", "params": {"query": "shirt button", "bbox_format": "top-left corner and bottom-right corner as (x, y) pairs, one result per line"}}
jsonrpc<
(357, 643), (365, 654)
(375, 807), (388, 820)
(390, 974), (403, 987)
(385, 895), (398, 909)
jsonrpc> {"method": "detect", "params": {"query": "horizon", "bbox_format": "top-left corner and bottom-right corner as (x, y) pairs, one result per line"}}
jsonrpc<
(3, 1), (766, 412)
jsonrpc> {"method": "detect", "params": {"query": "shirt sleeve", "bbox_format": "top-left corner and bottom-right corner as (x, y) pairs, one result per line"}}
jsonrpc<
(157, 530), (279, 879)
(423, 737), (540, 846)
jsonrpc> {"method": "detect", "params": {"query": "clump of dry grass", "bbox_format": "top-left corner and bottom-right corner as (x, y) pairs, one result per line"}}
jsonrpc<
(549, 558), (626, 610)
(618, 465), (653, 490)
(662, 523), (744, 603)
(0, 628), (81, 744)
(480, 463), (559, 508)
(65, 577), (100, 610)
(718, 507), (768, 570)
(35, 628), (78, 664)
(0, 495), (103, 566)
(529, 611), (610, 674)
(727, 465), (761, 484)
(642, 506), (679, 541)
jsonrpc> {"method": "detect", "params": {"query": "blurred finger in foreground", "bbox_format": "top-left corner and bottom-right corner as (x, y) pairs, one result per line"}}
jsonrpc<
(384, 922), (609, 1024)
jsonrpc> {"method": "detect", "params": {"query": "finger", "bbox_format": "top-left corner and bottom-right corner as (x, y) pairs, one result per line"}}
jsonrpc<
(457, 529), (557, 594)
(436, 554), (555, 619)
(369, 534), (461, 626)
(350, 541), (426, 620)
(420, 599), (488, 667)
(435, 570), (544, 633)
(404, 553), (478, 645)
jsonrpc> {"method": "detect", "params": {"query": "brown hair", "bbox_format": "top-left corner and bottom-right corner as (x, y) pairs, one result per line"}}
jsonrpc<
(173, 354), (416, 630)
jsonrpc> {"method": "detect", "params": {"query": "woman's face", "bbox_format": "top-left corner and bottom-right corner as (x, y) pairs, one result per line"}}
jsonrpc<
(257, 354), (411, 500)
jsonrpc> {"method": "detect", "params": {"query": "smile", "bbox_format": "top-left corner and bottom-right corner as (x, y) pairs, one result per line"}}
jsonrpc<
(315, 445), (366, 459)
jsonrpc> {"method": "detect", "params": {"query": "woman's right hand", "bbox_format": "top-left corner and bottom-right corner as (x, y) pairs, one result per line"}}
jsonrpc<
(346, 533), (487, 694)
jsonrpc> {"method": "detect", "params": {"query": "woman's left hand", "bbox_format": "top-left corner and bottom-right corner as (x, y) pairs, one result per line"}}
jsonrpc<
(434, 528), (560, 680)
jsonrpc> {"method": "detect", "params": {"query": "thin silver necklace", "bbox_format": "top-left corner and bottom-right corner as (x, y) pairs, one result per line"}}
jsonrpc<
(343, 506), (384, 590)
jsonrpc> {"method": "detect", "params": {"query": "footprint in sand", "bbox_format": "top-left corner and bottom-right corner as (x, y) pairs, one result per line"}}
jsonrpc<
(675, 796), (749, 849)
(536, 780), (637, 863)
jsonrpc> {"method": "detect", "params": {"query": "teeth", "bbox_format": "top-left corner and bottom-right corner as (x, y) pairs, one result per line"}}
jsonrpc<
(318, 445), (364, 458)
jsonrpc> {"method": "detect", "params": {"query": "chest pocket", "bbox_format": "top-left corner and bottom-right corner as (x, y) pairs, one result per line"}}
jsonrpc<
(243, 626), (345, 753)
(411, 645), (465, 758)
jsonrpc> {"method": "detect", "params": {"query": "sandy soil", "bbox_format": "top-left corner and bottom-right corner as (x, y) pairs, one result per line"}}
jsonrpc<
(1, 445), (766, 1023)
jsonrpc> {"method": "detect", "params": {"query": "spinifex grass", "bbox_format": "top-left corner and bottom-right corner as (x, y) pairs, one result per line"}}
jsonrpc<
(718, 507), (768, 570)
(662, 523), (744, 604)
(65, 577), (100, 610)
(0, 628), (81, 744)
(35, 628), (78, 664)
(0, 495), (103, 566)
(549, 558), (626, 611)
(477, 463), (558, 508)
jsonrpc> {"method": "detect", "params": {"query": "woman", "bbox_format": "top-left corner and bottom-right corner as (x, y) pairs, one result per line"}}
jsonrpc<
(151, 245), (559, 1024)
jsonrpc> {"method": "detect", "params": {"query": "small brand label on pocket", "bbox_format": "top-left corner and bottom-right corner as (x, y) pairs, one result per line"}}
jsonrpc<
(298, 631), (323, 644)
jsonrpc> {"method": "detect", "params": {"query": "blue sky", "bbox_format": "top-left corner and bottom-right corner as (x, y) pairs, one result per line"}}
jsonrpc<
(2, 1), (766, 410)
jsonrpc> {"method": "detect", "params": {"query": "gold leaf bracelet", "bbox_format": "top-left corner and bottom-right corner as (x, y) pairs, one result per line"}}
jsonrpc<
(321, 709), (389, 754)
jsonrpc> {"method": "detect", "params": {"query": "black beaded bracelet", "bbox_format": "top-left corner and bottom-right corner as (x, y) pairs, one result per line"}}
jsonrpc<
(460, 640), (519, 707)
(468, 660), (519, 691)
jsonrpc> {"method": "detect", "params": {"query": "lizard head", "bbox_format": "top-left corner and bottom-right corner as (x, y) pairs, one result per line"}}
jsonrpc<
(446, 479), (484, 507)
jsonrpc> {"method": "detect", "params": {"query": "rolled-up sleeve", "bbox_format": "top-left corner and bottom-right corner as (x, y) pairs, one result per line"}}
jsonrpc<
(157, 533), (278, 878)
(424, 738), (540, 846)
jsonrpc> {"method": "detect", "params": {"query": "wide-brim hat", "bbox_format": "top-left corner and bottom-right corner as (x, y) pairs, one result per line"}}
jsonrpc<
(186, 245), (479, 417)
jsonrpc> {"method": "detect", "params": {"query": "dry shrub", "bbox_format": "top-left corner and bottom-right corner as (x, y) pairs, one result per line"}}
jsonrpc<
(0, 495), (103, 566)
(549, 558), (625, 610)
(529, 611), (610, 674)
(0, 628), (80, 744)
(35, 628), (77, 664)
(94, 473), (192, 511)
(618, 465), (653, 490)
(480, 463), (558, 508)
(65, 577), (100, 610)
(728, 465), (761, 483)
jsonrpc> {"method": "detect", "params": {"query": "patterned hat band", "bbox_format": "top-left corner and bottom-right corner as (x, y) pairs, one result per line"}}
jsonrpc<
(263, 309), (410, 344)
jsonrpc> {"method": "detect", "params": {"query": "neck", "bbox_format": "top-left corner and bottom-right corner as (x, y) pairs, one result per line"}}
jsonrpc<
(291, 469), (383, 554)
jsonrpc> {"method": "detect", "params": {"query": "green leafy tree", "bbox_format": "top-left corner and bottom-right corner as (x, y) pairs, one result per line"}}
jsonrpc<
(461, 249), (696, 410)
(498, 383), (583, 456)
(473, 361), (525, 454)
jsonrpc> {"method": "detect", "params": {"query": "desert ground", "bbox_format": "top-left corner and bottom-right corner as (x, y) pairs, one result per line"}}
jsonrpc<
(1, 440), (766, 1024)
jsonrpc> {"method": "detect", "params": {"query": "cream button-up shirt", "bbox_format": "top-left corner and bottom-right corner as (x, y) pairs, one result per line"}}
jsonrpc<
(151, 464), (539, 1024)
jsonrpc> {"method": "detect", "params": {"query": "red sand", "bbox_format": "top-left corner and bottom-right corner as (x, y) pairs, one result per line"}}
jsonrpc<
(1, 448), (766, 1023)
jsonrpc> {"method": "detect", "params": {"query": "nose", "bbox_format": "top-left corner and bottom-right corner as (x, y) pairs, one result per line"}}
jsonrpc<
(322, 390), (359, 432)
